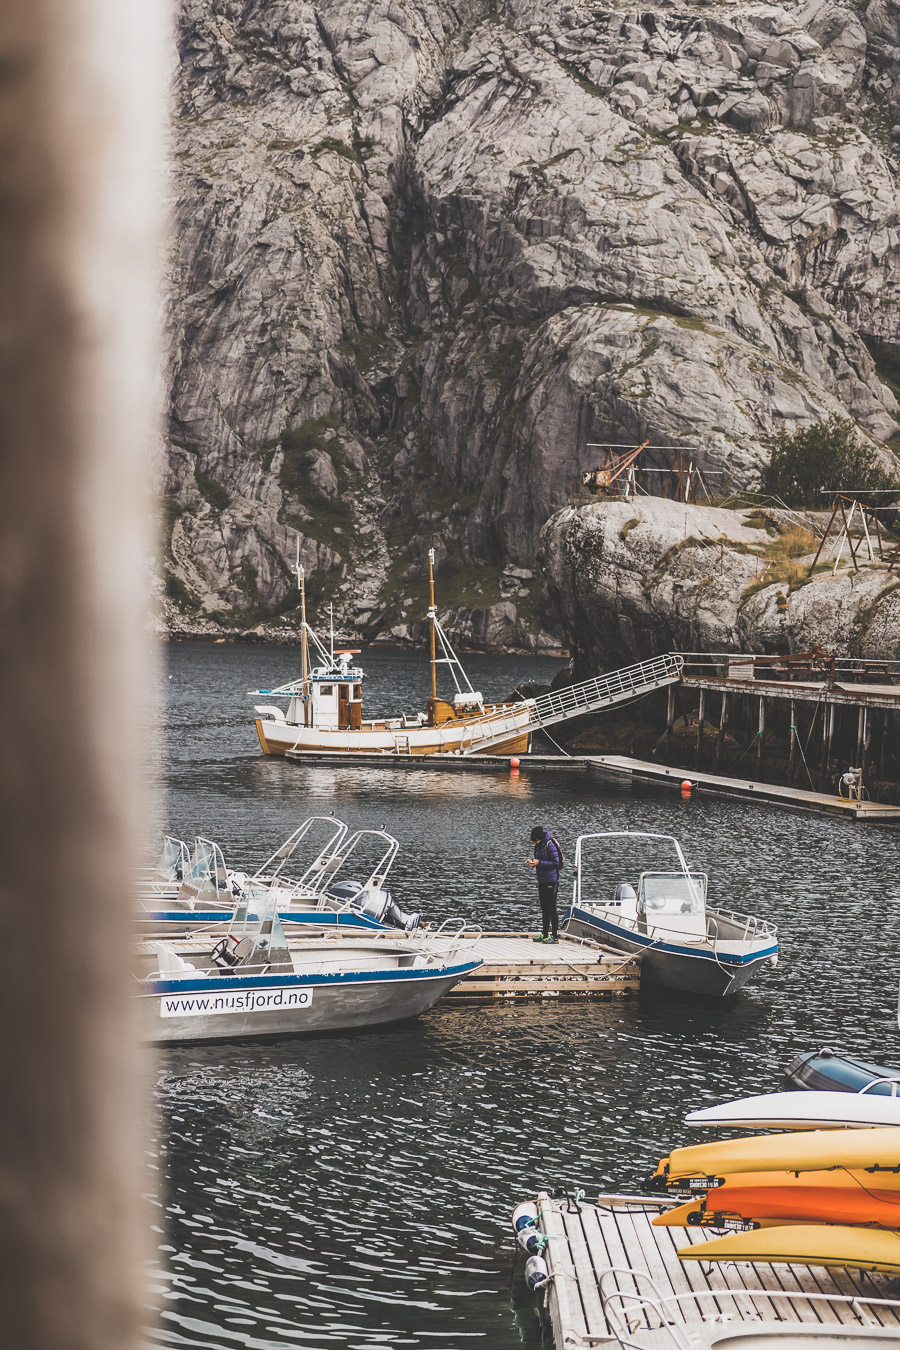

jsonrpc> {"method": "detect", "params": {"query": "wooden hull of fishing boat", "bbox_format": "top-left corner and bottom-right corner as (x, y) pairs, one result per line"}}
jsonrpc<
(563, 906), (776, 998)
(144, 961), (480, 1045)
(652, 1128), (900, 1187)
(254, 716), (532, 758)
(678, 1223), (900, 1276)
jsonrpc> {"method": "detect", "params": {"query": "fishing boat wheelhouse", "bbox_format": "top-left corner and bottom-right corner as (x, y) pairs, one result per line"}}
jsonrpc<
(251, 547), (533, 757)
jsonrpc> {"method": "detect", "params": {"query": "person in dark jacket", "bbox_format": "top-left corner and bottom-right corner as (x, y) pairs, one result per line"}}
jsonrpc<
(527, 825), (562, 943)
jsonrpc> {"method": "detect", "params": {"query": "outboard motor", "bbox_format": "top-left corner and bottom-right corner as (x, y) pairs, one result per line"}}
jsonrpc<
(612, 882), (637, 904)
(329, 880), (421, 934)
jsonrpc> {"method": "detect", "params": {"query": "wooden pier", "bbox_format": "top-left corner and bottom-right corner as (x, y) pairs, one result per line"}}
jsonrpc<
(141, 929), (640, 999)
(586, 755), (900, 823)
(534, 1193), (900, 1347)
(416, 931), (640, 999)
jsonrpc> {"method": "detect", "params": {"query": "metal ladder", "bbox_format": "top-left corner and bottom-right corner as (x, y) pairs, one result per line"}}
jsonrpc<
(460, 652), (684, 755)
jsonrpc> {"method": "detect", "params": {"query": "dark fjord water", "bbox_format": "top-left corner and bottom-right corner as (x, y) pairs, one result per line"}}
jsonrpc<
(148, 641), (900, 1350)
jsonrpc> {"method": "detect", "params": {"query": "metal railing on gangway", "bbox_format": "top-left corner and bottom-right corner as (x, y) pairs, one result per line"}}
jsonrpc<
(460, 653), (684, 754)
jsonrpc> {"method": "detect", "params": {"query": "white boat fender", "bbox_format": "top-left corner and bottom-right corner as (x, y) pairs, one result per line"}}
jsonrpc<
(516, 1226), (546, 1255)
(511, 1201), (538, 1232)
(524, 1254), (549, 1291)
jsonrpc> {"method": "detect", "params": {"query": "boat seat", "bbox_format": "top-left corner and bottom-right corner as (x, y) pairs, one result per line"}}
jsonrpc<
(151, 942), (207, 979)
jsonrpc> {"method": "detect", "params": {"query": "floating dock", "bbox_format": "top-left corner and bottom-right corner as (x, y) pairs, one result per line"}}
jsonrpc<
(280, 745), (900, 823)
(415, 931), (640, 999)
(139, 930), (640, 999)
(585, 755), (900, 823)
(533, 1193), (900, 1346)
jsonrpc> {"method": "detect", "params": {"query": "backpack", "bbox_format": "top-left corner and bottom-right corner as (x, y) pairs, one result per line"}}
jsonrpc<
(542, 836), (565, 870)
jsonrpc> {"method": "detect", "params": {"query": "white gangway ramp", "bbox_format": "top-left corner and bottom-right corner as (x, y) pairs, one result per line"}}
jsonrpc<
(459, 653), (684, 755)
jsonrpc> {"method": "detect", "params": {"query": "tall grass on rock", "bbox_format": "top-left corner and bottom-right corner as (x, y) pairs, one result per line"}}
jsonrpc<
(759, 415), (899, 508)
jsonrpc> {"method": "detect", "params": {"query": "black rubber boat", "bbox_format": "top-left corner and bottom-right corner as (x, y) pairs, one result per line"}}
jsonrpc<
(784, 1047), (900, 1094)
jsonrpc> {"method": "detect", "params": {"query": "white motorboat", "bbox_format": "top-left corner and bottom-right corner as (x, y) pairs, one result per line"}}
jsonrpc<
(562, 831), (778, 997)
(136, 901), (481, 1044)
(136, 819), (420, 936)
(685, 1090), (900, 1131)
(250, 547), (533, 758)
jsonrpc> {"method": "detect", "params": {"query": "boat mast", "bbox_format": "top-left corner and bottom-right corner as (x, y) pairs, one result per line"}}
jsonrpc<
(428, 547), (437, 707)
(296, 537), (310, 726)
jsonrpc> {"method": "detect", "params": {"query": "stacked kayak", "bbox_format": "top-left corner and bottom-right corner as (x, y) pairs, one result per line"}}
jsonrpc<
(655, 1170), (900, 1231)
(649, 1105), (900, 1274)
(685, 1090), (900, 1131)
(650, 1126), (900, 1188)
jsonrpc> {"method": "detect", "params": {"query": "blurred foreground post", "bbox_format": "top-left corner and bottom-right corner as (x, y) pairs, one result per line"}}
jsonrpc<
(0, 0), (168, 1345)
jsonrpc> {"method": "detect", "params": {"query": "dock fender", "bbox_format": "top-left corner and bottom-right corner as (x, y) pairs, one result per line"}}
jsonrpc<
(511, 1201), (538, 1232)
(524, 1254), (549, 1290)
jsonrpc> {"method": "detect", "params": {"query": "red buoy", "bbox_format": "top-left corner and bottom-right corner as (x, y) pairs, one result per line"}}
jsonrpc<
(681, 779), (692, 798)
(510, 757), (520, 769)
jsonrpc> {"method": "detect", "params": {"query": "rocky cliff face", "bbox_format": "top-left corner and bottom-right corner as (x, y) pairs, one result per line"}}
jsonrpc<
(540, 495), (900, 674)
(160, 0), (900, 646)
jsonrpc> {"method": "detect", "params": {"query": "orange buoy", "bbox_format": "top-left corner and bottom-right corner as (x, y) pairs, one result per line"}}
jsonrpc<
(509, 757), (520, 769)
(681, 779), (692, 797)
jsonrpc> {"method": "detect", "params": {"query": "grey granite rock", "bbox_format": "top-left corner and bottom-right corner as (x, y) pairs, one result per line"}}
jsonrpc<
(161, 0), (900, 649)
(540, 495), (900, 674)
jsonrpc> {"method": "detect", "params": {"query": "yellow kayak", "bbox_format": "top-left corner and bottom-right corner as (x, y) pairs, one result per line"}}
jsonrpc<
(678, 1223), (900, 1275)
(651, 1128), (900, 1187)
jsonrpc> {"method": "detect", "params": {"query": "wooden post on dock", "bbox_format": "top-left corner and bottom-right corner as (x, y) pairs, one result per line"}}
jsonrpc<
(856, 706), (865, 770)
(666, 685), (675, 758)
(825, 702), (835, 790)
(862, 706), (872, 785)
(716, 692), (727, 771)
(789, 699), (796, 779)
(696, 688), (706, 767)
(757, 697), (766, 775)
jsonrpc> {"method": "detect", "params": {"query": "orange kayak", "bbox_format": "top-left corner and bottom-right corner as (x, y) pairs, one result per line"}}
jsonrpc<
(655, 1171), (900, 1230)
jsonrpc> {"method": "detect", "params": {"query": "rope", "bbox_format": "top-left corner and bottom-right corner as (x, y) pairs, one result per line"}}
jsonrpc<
(790, 723), (816, 791)
(726, 729), (762, 773)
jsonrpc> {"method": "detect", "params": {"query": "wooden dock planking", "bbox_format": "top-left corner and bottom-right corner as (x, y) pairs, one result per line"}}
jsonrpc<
(534, 1195), (900, 1348)
(419, 931), (640, 999)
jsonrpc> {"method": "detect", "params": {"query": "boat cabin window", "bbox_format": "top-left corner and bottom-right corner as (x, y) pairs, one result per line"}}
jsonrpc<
(353, 685), (362, 700)
(638, 872), (707, 917)
(319, 685), (333, 697)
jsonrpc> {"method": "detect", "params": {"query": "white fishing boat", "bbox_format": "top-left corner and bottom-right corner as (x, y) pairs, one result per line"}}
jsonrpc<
(250, 547), (533, 757)
(685, 1090), (900, 1131)
(562, 831), (778, 997)
(136, 900), (481, 1044)
(136, 820), (420, 936)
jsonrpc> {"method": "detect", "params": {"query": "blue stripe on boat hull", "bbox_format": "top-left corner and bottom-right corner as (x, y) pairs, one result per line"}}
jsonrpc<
(562, 906), (777, 998)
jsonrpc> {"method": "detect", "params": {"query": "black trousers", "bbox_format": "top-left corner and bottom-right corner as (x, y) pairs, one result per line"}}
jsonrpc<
(538, 881), (559, 938)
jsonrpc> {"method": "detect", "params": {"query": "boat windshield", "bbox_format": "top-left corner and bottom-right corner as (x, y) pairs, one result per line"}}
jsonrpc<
(638, 871), (707, 916)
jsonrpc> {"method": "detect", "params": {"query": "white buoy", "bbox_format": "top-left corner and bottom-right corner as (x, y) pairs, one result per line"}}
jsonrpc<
(511, 1200), (538, 1233)
(524, 1254), (549, 1290)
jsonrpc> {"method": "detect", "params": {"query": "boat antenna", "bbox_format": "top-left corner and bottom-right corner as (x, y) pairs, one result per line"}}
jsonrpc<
(428, 547), (437, 706)
(329, 603), (335, 665)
